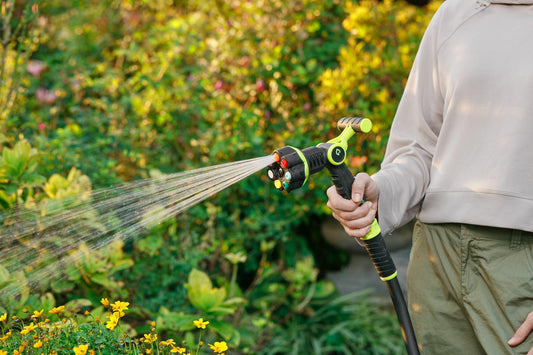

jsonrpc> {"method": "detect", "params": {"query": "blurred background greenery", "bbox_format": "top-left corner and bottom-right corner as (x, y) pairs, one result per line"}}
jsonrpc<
(0, 0), (441, 353)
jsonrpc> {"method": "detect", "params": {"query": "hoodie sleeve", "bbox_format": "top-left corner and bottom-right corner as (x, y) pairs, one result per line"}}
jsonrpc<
(371, 2), (448, 236)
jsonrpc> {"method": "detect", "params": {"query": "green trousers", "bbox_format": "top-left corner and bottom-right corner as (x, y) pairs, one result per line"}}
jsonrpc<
(407, 222), (533, 354)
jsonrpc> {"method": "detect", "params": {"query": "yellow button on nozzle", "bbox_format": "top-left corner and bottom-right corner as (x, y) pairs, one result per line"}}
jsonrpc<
(274, 180), (282, 189)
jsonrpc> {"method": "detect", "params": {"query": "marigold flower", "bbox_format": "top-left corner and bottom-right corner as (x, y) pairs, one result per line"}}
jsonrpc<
(0, 331), (12, 341)
(21, 322), (38, 335)
(49, 306), (65, 314)
(101, 298), (109, 307)
(34, 340), (43, 348)
(0, 313), (6, 322)
(209, 341), (228, 353)
(143, 333), (157, 343)
(146, 350), (152, 355)
(32, 309), (44, 318)
(73, 344), (89, 355)
(193, 318), (209, 329)
(170, 347), (186, 354)
(0, 350), (7, 355)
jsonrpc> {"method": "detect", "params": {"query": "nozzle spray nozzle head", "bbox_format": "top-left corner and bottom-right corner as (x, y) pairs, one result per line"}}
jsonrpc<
(267, 146), (312, 192)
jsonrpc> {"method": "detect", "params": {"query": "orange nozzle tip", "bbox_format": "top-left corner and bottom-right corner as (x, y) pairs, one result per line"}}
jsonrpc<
(273, 152), (280, 162)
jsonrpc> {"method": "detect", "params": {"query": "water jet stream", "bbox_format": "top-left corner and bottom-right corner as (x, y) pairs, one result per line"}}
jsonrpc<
(0, 155), (275, 298)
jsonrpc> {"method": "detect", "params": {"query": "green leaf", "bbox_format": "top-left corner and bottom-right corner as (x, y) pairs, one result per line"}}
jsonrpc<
(90, 274), (116, 288)
(39, 292), (56, 310)
(20, 172), (46, 188)
(210, 319), (234, 340)
(0, 264), (10, 284)
(186, 269), (227, 312)
(156, 310), (197, 332)
(313, 280), (336, 299)
(50, 278), (75, 293)
(192, 287), (227, 313)
(186, 268), (213, 296)
(64, 298), (92, 314)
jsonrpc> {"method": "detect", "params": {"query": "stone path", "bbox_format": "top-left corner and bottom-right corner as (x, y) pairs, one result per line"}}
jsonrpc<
(326, 244), (411, 301)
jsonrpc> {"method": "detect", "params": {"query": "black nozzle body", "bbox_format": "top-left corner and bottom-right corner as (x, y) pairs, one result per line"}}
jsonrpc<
(268, 146), (328, 192)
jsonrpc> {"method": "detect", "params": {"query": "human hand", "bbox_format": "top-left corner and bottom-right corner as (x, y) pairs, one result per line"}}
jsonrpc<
(508, 311), (533, 355)
(326, 172), (379, 239)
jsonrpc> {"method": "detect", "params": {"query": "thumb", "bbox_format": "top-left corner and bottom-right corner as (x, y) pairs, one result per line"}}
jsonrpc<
(351, 172), (373, 204)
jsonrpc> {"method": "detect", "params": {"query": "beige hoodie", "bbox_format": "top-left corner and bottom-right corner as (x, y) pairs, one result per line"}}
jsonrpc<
(372, 0), (533, 235)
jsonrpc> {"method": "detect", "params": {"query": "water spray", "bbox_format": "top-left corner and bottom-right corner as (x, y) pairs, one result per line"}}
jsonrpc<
(267, 117), (420, 355)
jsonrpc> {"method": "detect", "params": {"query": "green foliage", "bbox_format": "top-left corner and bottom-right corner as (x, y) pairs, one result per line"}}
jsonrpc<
(259, 292), (405, 355)
(0, 264), (29, 316)
(0, 140), (45, 209)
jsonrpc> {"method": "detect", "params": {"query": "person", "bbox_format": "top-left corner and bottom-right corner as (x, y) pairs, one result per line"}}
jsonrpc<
(326, 0), (533, 354)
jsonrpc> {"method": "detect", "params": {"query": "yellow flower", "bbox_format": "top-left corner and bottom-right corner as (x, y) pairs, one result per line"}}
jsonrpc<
(209, 341), (228, 353)
(143, 333), (157, 343)
(32, 309), (44, 318)
(106, 313), (119, 330)
(111, 301), (129, 317)
(146, 349), (152, 355)
(0, 350), (7, 355)
(73, 344), (89, 355)
(160, 339), (176, 347)
(101, 298), (109, 307)
(193, 318), (209, 329)
(49, 306), (65, 314)
(34, 340), (43, 348)
(0, 331), (11, 341)
(170, 347), (186, 354)
(20, 322), (38, 335)
(0, 313), (6, 322)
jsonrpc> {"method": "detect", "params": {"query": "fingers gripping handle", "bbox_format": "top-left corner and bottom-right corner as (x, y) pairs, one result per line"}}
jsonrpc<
(328, 163), (397, 281)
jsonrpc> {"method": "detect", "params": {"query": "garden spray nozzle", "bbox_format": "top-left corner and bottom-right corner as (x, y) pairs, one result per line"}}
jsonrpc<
(267, 117), (372, 194)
